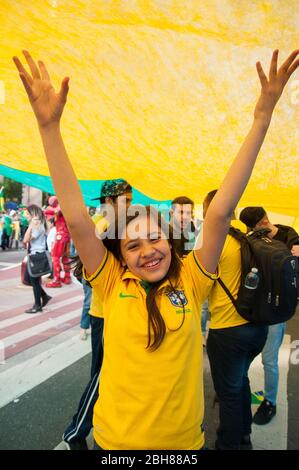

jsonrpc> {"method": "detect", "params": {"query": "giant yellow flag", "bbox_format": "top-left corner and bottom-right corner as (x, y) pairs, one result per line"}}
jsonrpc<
(0, 1), (298, 213)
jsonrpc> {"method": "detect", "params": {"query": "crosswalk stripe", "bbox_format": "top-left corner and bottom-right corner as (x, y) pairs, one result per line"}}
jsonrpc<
(4, 315), (82, 360)
(0, 300), (83, 342)
(0, 264), (22, 281)
(0, 262), (21, 268)
(0, 334), (91, 409)
(0, 287), (81, 321)
(2, 309), (83, 348)
(0, 296), (83, 330)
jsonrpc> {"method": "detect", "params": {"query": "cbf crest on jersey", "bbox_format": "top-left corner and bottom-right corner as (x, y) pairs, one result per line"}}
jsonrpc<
(167, 290), (188, 307)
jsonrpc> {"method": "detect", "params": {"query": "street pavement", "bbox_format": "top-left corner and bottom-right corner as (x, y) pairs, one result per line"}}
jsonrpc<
(0, 248), (298, 450)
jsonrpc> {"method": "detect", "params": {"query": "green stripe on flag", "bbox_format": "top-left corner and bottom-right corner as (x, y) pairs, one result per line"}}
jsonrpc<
(251, 390), (264, 404)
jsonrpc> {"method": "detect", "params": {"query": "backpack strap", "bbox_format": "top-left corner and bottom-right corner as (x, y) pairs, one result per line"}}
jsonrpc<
(216, 276), (239, 311)
(216, 226), (272, 315)
(216, 226), (246, 313)
(228, 226), (245, 241)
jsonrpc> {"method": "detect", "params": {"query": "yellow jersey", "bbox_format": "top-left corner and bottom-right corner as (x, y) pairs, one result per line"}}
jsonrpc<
(89, 213), (109, 317)
(84, 250), (218, 450)
(208, 220), (248, 329)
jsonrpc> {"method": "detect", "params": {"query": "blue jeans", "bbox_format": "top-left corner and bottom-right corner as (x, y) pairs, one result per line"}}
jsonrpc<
(207, 323), (268, 450)
(70, 239), (77, 257)
(63, 315), (104, 443)
(80, 279), (92, 329)
(262, 322), (286, 405)
(201, 300), (209, 335)
(93, 441), (104, 450)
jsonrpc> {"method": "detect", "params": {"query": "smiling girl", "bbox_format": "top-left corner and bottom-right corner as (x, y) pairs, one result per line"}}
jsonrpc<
(13, 49), (299, 449)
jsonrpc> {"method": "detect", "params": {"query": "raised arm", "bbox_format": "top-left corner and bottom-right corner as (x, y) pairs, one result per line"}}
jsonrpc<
(13, 51), (105, 275)
(22, 224), (33, 245)
(196, 49), (299, 273)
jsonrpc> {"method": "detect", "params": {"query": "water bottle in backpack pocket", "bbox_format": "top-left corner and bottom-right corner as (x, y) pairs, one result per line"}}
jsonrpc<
(244, 268), (260, 289)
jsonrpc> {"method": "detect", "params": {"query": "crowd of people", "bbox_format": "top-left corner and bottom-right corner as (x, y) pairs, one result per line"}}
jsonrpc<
(9, 47), (299, 450)
(0, 205), (29, 250)
(0, 192), (75, 313)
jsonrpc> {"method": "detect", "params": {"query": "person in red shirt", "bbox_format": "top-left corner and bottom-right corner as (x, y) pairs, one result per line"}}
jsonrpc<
(44, 195), (71, 287)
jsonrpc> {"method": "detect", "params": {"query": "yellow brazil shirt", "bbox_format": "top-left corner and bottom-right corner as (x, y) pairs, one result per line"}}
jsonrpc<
(84, 250), (219, 450)
(208, 220), (248, 329)
(88, 214), (109, 318)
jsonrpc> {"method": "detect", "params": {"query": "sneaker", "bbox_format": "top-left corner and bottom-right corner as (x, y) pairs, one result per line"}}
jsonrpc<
(25, 305), (42, 314)
(252, 399), (276, 425)
(46, 279), (62, 288)
(42, 295), (52, 307)
(65, 439), (88, 450)
(79, 329), (88, 341)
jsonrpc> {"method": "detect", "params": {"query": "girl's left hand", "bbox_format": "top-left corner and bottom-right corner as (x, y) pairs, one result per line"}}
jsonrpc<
(254, 49), (299, 122)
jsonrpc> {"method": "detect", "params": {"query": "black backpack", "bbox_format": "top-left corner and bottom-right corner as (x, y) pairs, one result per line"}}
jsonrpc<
(217, 227), (299, 325)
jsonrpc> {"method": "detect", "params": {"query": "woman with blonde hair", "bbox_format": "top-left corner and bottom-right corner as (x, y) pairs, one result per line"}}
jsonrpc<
(23, 204), (52, 313)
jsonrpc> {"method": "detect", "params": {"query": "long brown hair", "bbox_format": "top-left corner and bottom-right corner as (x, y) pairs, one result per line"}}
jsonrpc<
(27, 204), (48, 231)
(73, 206), (186, 351)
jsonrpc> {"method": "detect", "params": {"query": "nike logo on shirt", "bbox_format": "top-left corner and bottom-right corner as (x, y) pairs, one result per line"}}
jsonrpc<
(119, 292), (138, 299)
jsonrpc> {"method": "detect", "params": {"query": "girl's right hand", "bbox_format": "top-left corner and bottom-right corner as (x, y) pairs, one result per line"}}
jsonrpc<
(13, 50), (69, 128)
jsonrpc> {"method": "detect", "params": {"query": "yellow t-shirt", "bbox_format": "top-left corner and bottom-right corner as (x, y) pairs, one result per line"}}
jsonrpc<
(208, 221), (248, 329)
(92, 213), (109, 236)
(88, 213), (109, 317)
(84, 250), (218, 450)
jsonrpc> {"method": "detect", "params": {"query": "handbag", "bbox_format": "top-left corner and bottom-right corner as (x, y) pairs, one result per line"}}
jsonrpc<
(27, 250), (52, 278)
(21, 255), (31, 286)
